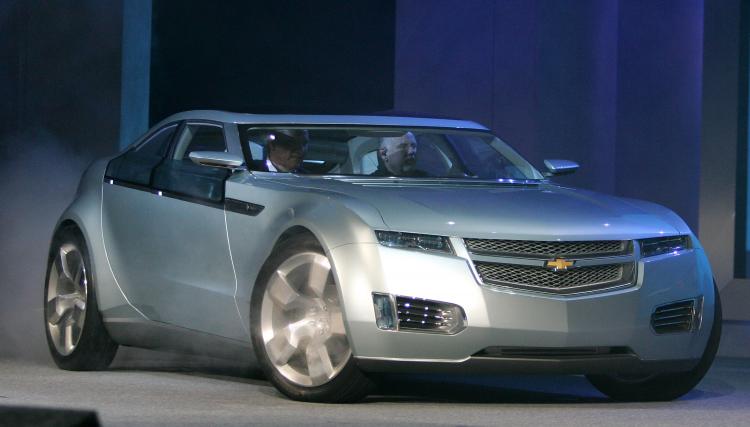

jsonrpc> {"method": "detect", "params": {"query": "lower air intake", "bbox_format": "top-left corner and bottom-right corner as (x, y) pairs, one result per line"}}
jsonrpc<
(651, 299), (700, 334)
(474, 346), (633, 358)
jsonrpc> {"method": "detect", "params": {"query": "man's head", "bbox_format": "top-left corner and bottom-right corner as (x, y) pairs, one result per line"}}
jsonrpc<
(266, 129), (309, 172)
(378, 132), (417, 175)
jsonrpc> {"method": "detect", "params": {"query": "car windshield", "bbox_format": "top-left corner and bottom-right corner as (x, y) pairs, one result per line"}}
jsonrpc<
(238, 125), (544, 180)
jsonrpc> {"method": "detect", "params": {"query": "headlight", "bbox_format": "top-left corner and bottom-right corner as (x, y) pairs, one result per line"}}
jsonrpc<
(639, 235), (691, 258)
(375, 230), (453, 254)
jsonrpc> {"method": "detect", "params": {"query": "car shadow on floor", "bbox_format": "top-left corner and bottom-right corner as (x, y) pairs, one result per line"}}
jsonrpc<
(368, 374), (608, 404)
(108, 346), (266, 385)
(366, 373), (729, 404)
(106, 347), (733, 404)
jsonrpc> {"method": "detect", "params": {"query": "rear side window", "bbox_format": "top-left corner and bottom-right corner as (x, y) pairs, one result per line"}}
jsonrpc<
(106, 124), (178, 186)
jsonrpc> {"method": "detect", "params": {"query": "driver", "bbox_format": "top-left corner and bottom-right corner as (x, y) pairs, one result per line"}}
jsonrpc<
(370, 132), (426, 177)
(261, 129), (309, 173)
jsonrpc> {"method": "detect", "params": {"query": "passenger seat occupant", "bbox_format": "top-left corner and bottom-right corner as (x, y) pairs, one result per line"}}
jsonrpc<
(371, 132), (427, 177)
(261, 129), (309, 173)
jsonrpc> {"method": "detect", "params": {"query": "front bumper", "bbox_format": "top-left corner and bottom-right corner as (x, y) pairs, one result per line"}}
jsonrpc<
(355, 354), (699, 375)
(329, 241), (715, 374)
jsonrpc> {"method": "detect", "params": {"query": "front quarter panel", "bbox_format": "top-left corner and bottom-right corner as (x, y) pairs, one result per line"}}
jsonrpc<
(224, 172), (387, 337)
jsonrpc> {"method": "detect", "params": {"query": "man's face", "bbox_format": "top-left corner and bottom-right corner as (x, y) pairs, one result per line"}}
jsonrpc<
(268, 140), (306, 171)
(382, 135), (417, 175)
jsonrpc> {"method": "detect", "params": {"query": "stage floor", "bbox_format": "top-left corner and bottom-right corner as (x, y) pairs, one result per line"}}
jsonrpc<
(0, 343), (748, 427)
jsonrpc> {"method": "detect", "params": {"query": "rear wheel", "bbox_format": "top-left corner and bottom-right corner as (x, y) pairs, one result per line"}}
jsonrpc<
(251, 234), (373, 402)
(587, 283), (722, 401)
(44, 226), (118, 370)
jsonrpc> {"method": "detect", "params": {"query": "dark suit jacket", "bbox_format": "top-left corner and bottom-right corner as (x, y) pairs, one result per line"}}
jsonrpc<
(370, 164), (429, 177)
(252, 159), (309, 174)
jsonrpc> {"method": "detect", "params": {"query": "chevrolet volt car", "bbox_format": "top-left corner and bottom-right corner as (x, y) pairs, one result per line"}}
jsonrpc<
(45, 111), (721, 402)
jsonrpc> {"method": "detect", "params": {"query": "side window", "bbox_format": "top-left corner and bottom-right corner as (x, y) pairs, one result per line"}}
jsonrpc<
(360, 150), (378, 175)
(105, 124), (178, 185)
(135, 126), (176, 157)
(152, 123), (230, 203)
(346, 136), (381, 175)
(249, 142), (264, 161)
(173, 124), (227, 160)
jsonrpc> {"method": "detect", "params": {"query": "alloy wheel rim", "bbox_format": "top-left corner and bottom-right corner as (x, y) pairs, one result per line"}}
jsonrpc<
(260, 252), (351, 387)
(46, 243), (88, 356)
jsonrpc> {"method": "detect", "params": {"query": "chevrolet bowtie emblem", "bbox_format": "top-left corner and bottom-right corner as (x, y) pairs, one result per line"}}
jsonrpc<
(547, 258), (574, 271)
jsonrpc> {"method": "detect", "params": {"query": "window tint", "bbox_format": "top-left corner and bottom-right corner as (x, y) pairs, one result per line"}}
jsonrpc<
(135, 125), (177, 157)
(237, 125), (543, 179)
(451, 135), (528, 179)
(152, 123), (230, 203)
(249, 142), (264, 161)
(174, 124), (226, 159)
(414, 134), (457, 177)
(105, 124), (178, 185)
(360, 150), (378, 175)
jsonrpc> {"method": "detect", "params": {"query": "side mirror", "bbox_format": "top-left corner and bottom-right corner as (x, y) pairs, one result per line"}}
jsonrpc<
(543, 159), (579, 176)
(189, 151), (245, 169)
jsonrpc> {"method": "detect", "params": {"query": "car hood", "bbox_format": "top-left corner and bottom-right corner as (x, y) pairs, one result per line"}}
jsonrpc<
(265, 177), (685, 240)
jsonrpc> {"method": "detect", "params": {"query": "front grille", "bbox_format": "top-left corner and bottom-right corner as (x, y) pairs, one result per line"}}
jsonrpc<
(474, 346), (632, 358)
(475, 262), (633, 294)
(652, 299), (698, 334)
(465, 238), (630, 258)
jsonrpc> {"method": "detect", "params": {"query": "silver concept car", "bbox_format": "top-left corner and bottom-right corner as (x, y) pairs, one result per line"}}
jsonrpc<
(45, 111), (721, 402)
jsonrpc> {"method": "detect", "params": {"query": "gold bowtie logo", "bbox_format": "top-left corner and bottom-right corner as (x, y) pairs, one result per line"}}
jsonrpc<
(547, 258), (574, 271)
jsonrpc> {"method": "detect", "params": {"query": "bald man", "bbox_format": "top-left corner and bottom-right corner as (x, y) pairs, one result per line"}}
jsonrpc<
(370, 132), (427, 177)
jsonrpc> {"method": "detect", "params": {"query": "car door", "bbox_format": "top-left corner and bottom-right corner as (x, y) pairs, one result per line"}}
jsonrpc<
(102, 121), (246, 340)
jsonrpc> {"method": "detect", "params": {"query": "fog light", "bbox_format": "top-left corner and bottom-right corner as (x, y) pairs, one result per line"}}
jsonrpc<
(372, 293), (397, 330)
(651, 297), (702, 334)
(373, 293), (467, 334)
(395, 296), (467, 335)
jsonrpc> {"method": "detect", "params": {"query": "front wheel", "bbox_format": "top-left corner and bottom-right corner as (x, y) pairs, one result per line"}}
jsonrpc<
(587, 283), (722, 401)
(44, 226), (118, 370)
(250, 234), (373, 402)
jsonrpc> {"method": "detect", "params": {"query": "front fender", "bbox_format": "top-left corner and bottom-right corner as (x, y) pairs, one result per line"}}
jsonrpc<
(224, 176), (386, 336)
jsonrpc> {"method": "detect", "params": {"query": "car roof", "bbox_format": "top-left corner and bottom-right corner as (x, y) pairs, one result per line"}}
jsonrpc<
(154, 110), (489, 131)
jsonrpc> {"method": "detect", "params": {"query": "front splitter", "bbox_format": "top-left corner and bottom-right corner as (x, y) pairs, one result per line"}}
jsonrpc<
(355, 355), (700, 375)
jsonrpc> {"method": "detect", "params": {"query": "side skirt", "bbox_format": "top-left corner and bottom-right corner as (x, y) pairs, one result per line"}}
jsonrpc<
(105, 318), (254, 362)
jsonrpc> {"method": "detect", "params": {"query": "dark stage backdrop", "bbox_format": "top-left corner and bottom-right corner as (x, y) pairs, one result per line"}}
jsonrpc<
(149, 0), (395, 123)
(0, 0), (125, 359)
(394, 0), (703, 232)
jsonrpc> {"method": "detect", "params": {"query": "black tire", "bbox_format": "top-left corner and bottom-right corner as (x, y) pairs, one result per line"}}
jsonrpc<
(250, 234), (374, 402)
(44, 226), (118, 370)
(587, 283), (722, 401)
